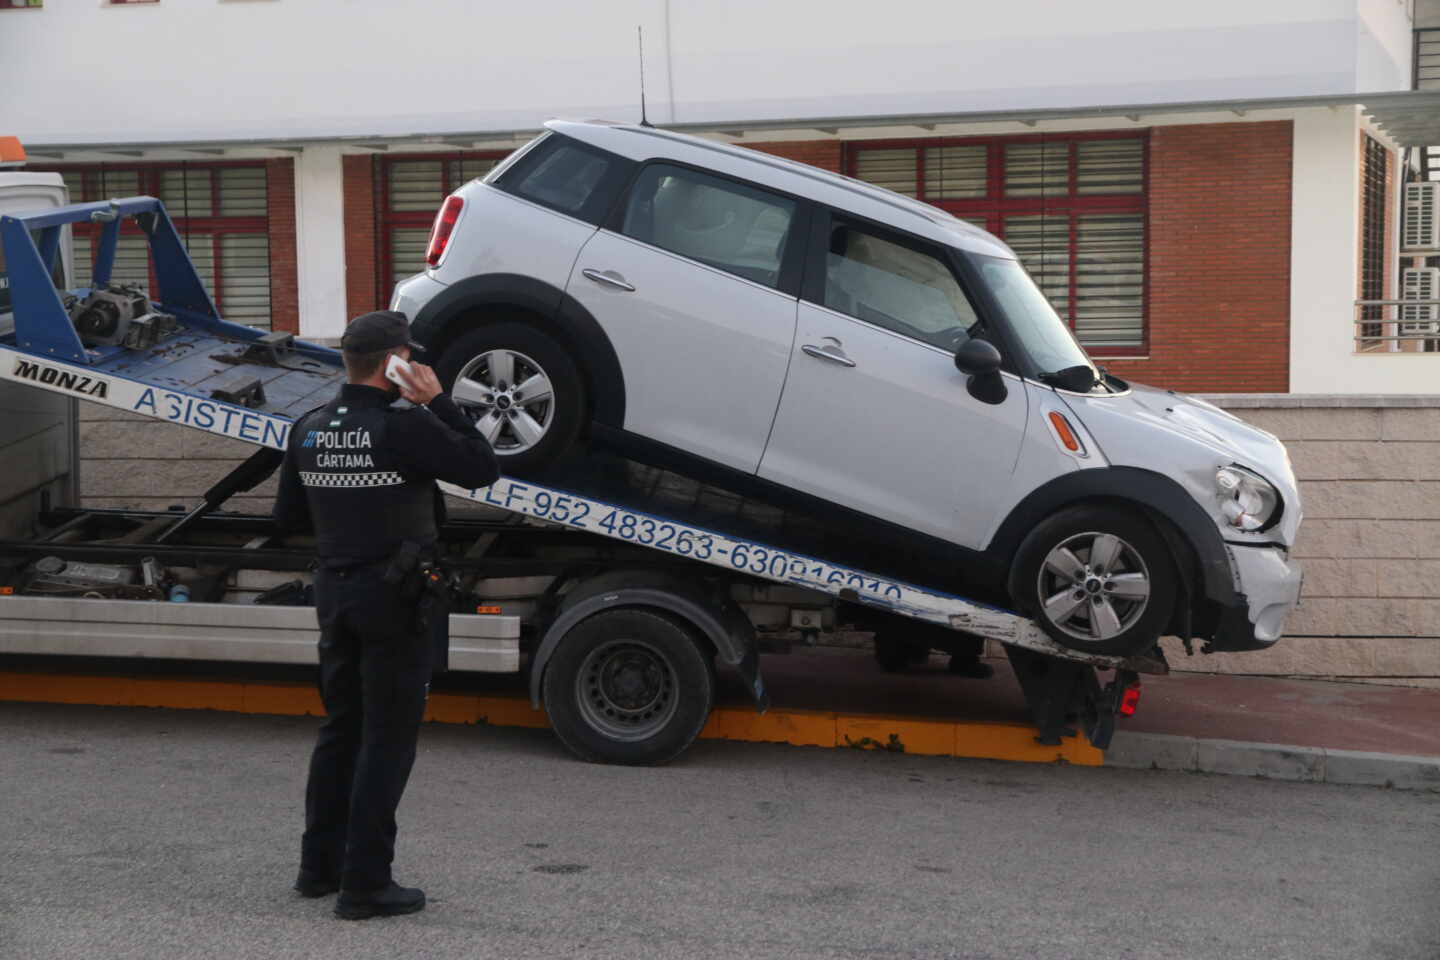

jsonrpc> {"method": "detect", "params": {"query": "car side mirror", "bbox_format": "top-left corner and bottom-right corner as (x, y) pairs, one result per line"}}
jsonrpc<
(954, 338), (1007, 405)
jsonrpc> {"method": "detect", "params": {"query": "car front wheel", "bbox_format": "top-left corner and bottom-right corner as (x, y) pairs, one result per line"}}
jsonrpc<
(1010, 505), (1176, 657)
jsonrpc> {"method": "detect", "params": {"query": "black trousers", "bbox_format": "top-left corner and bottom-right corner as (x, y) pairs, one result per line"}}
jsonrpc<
(300, 563), (431, 893)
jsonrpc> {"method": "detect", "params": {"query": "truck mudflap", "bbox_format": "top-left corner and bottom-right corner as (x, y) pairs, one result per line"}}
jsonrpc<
(1005, 646), (1145, 750)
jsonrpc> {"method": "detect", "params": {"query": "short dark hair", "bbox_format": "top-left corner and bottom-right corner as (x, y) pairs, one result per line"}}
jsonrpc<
(343, 346), (391, 382)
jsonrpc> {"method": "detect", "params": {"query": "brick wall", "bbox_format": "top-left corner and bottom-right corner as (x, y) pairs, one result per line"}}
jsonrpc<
(1102, 121), (1293, 393)
(342, 154), (380, 320)
(265, 158), (299, 334)
(744, 139), (843, 173)
(747, 127), (1294, 394)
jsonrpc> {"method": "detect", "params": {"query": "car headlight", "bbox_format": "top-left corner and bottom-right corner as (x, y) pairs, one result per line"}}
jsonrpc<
(1215, 466), (1280, 532)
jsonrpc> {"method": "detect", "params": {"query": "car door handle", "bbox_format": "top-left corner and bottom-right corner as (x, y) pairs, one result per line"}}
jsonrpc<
(582, 268), (636, 292)
(801, 343), (856, 368)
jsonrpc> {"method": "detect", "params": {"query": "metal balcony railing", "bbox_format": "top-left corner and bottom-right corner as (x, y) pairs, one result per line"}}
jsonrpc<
(1354, 299), (1440, 352)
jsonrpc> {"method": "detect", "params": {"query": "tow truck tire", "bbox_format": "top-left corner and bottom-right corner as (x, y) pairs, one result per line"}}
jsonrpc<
(1010, 505), (1176, 658)
(541, 608), (716, 766)
(435, 323), (586, 474)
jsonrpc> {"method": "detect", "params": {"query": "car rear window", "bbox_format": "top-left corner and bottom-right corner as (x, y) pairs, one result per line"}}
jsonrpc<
(494, 135), (632, 226)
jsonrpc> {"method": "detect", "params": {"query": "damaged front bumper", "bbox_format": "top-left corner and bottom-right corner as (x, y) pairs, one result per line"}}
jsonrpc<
(1207, 544), (1304, 652)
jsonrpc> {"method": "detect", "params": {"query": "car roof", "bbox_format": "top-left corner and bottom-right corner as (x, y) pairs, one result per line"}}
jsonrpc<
(544, 120), (1015, 260)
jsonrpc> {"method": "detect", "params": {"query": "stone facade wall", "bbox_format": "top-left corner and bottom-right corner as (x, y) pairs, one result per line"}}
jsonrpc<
(77, 402), (274, 516)
(75, 395), (1440, 683)
(1177, 396), (1440, 685)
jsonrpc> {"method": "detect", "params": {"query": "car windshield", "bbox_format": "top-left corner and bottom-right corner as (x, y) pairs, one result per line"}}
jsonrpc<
(973, 254), (1097, 383)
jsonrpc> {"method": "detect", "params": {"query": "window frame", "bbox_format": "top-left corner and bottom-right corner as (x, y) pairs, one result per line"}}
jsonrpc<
(27, 159), (271, 325)
(606, 158), (811, 298)
(845, 130), (1150, 357)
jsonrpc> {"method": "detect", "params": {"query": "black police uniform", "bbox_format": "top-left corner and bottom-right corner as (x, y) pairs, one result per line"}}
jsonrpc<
(274, 369), (497, 899)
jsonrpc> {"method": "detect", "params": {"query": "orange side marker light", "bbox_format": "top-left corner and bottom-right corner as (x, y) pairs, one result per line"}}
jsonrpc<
(1048, 411), (1082, 453)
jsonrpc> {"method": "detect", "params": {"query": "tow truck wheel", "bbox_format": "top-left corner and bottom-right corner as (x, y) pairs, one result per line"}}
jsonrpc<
(435, 322), (586, 474)
(542, 608), (716, 765)
(1010, 505), (1176, 658)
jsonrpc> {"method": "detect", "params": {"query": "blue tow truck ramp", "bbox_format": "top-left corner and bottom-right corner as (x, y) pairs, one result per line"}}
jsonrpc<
(0, 196), (1156, 754)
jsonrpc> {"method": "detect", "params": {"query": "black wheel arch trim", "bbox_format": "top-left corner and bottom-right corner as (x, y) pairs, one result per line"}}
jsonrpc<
(528, 570), (766, 712)
(986, 466), (1239, 607)
(409, 272), (627, 427)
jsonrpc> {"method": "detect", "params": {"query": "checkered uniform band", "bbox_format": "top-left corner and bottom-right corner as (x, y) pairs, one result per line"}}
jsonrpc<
(299, 471), (405, 488)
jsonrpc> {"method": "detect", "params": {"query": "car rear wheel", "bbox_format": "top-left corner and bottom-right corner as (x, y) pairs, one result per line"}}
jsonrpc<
(1010, 505), (1176, 657)
(435, 322), (585, 474)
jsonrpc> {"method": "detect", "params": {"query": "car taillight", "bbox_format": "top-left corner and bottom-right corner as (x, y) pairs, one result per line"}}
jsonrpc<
(425, 196), (464, 267)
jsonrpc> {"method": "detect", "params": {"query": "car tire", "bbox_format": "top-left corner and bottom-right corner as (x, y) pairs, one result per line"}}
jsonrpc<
(434, 322), (585, 475)
(541, 608), (716, 766)
(1009, 505), (1176, 658)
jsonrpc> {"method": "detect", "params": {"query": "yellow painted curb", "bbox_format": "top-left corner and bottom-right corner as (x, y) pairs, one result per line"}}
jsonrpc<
(0, 671), (1101, 765)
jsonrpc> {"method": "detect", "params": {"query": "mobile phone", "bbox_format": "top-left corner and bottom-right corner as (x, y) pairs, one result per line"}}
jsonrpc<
(385, 354), (413, 387)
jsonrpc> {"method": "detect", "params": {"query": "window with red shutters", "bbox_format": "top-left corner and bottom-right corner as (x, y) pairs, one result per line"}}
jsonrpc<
(378, 151), (509, 305)
(848, 132), (1148, 354)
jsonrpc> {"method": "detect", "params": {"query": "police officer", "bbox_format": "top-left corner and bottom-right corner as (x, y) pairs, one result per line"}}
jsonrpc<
(273, 310), (498, 920)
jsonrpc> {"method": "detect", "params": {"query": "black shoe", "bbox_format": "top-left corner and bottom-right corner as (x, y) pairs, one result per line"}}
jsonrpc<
(334, 881), (426, 920)
(948, 656), (995, 680)
(294, 868), (340, 898)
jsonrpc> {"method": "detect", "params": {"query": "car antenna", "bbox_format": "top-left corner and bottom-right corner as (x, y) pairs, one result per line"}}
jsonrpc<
(637, 25), (654, 128)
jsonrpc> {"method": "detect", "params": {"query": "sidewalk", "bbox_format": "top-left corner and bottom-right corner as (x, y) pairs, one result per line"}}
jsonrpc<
(722, 651), (1440, 788)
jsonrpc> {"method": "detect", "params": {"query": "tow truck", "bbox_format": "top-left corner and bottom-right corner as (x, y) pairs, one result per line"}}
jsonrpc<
(0, 182), (1155, 764)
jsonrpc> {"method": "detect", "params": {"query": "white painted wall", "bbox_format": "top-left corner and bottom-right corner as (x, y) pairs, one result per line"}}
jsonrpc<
(293, 147), (347, 338)
(2, 0), (1416, 147)
(1357, 0), (1418, 91)
(1290, 108), (1364, 394)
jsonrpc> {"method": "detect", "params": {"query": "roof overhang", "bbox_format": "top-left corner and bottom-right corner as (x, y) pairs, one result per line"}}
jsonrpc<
(19, 90), (1440, 160)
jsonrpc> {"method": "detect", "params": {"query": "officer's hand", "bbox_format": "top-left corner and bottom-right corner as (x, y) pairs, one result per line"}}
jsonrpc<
(398, 362), (443, 406)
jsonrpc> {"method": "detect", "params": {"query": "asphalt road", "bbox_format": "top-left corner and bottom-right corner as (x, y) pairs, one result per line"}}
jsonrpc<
(1, 702), (1437, 960)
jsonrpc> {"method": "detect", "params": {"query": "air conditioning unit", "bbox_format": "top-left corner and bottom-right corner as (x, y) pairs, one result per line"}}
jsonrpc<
(1403, 182), (1439, 253)
(1399, 267), (1440, 338)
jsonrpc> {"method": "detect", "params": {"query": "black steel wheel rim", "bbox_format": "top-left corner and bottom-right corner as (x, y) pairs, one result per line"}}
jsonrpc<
(574, 639), (679, 742)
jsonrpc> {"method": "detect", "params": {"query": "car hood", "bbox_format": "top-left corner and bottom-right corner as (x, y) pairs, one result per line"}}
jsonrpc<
(1060, 381), (1301, 546)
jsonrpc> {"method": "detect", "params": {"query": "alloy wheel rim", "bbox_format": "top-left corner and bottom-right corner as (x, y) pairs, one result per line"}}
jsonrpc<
(450, 349), (554, 454)
(1036, 531), (1151, 643)
(574, 639), (679, 742)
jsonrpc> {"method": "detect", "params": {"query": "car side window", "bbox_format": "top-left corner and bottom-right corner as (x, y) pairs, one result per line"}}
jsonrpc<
(621, 164), (796, 290)
(496, 135), (628, 225)
(822, 220), (979, 350)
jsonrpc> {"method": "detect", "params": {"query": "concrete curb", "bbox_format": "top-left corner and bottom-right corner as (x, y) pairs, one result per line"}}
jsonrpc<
(1105, 731), (1440, 791)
